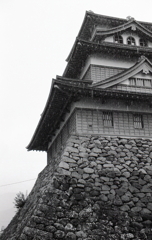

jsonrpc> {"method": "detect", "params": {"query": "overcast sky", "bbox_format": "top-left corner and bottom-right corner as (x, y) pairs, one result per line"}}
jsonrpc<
(1, 0), (152, 229)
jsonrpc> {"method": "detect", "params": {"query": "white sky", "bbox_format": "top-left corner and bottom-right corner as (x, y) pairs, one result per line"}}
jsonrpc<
(0, 0), (152, 228)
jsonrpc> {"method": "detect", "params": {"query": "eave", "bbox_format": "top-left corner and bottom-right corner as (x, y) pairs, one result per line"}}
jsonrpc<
(91, 19), (152, 41)
(27, 78), (152, 151)
(63, 38), (152, 79)
(27, 78), (92, 151)
(27, 81), (71, 151)
(77, 11), (152, 41)
(67, 12), (127, 62)
(78, 12), (127, 41)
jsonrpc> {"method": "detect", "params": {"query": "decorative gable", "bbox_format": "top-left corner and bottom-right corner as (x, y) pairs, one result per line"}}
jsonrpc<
(92, 19), (152, 47)
(93, 56), (152, 90)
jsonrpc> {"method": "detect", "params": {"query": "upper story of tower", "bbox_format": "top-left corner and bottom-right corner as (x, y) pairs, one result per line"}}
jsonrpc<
(27, 12), (152, 152)
(63, 12), (152, 83)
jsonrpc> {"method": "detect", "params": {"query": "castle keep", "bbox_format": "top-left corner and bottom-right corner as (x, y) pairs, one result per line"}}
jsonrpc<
(2, 11), (152, 239)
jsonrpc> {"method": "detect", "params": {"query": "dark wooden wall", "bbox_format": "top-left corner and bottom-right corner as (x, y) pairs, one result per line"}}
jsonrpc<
(76, 108), (152, 137)
(83, 65), (124, 83)
(47, 107), (152, 161)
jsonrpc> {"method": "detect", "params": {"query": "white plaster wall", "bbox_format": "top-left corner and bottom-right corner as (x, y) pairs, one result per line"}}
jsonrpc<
(89, 54), (135, 67)
(148, 41), (152, 47)
(74, 97), (152, 113)
(121, 31), (139, 45)
(134, 72), (152, 79)
(104, 30), (152, 47)
(105, 36), (113, 42)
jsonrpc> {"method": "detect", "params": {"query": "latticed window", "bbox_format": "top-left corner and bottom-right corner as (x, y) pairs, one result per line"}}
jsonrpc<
(127, 36), (136, 45)
(133, 114), (143, 129)
(136, 78), (144, 86)
(103, 112), (113, 127)
(114, 35), (123, 44)
(129, 78), (136, 85)
(144, 79), (151, 87)
(129, 78), (152, 87)
(139, 38), (147, 47)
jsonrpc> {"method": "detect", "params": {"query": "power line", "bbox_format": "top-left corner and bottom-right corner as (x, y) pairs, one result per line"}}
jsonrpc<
(0, 178), (36, 188)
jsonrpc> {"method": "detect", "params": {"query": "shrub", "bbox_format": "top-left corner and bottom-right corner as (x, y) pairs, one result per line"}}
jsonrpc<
(14, 192), (27, 210)
(0, 226), (5, 236)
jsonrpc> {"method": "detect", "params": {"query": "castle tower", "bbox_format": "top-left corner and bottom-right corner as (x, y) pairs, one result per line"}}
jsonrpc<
(2, 11), (152, 240)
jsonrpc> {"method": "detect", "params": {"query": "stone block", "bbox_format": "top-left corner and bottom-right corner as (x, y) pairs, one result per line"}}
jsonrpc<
(147, 203), (152, 211)
(84, 167), (94, 174)
(121, 195), (131, 202)
(100, 194), (108, 201)
(71, 172), (82, 179)
(125, 144), (132, 149)
(54, 230), (65, 238)
(66, 232), (76, 240)
(83, 173), (89, 179)
(59, 161), (69, 170)
(100, 176), (110, 182)
(90, 161), (97, 167)
(97, 157), (106, 161)
(79, 152), (88, 158)
(66, 146), (79, 153)
(120, 152), (126, 157)
(141, 208), (152, 215)
(114, 196), (123, 206)
(108, 194), (115, 200)
(76, 231), (87, 238)
(122, 171), (130, 178)
(120, 205), (130, 211)
(89, 152), (98, 157)
(60, 169), (71, 176)
(103, 163), (114, 168)
(63, 157), (76, 163)
(141, 186), (152, 193)
(92, 147), (102, 153)
(102, 185), (110, 191)
(131, 207), (142, 213)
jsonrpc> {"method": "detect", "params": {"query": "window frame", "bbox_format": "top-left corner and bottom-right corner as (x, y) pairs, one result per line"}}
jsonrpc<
(127, 36), (136, 46)
(139, 38), (147, 47)
(133, 114), (144, 129)
(129, 78), (152, 87)
(114, 35), (123, 44)
(103, 111), (113, 127)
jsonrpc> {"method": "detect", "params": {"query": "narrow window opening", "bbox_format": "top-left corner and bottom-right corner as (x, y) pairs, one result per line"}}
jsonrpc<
(114, 35), (123, 44)
(133, 114), (143, 129)
(129, 78), (136, 85)
(139, 38), (147, 47)
(88, 124), (93, 129)
(127, 36), (136, 45)
(103, 112), (113, 127)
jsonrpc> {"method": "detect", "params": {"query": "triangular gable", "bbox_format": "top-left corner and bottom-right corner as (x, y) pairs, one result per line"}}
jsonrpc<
(92, 19), (152, 40)
(93, 56), (152, 89)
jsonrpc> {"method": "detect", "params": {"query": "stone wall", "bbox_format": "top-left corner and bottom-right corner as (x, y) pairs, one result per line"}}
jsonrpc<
(1, 135), (152, 239)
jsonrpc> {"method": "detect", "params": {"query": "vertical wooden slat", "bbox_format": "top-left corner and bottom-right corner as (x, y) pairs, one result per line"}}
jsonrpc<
(91, 65), (124, 83)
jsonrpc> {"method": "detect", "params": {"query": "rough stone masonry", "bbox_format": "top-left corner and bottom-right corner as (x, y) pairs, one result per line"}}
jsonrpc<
(1, 135), (152, 239)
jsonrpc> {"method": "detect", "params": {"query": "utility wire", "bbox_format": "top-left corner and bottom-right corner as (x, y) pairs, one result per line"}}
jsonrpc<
(0, 178), (36, 188)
